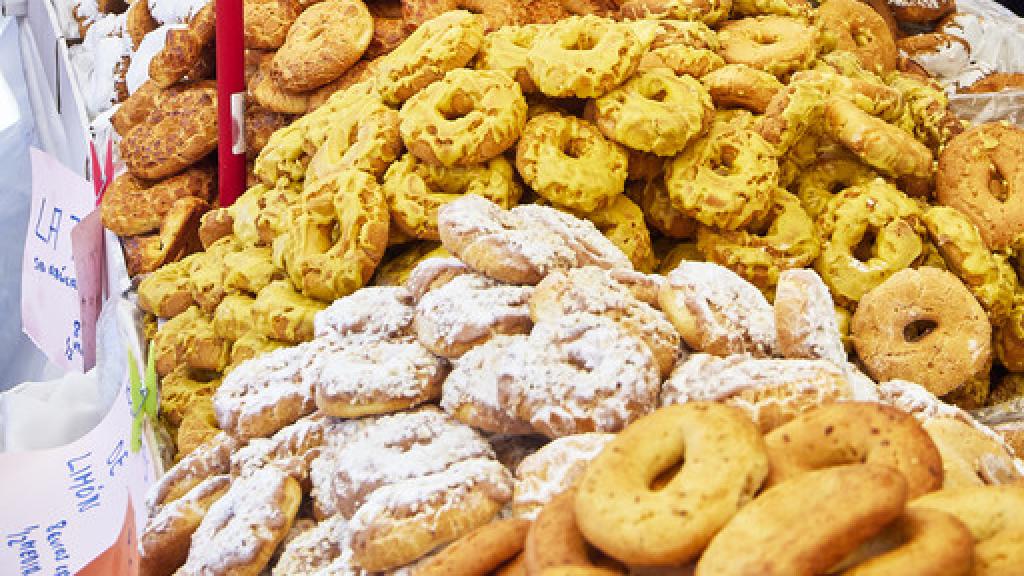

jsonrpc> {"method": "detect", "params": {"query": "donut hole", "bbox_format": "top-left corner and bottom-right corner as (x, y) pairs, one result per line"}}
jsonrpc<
(709, 146), (740, 176)
(852, 227), (878, 262)
(438, 94), (477, 122)
(643, 87), (670, 103)
(650, 459), (684, 491)
(852, 28), (874, 48)
(562, 137), (590, 159)
(903, 319), (938, 343)
(562, 31), (599, 51)
(988, 163), (1010, 202)
(750, 31), (780, 46)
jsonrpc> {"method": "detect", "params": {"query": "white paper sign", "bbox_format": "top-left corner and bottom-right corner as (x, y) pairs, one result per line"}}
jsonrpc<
(21, 148), (97, 372)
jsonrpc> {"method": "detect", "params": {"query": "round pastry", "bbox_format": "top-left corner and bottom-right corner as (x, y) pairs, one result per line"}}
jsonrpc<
(576, 195), (658, 273)
(414, 272), (534, 358)
(498, 312), (661, 438)
(888, 72), (963, 153)
(697, 464), (908, 576)
(372, 242), (449, 287)
(794, 157), (880, 220)
(145, 431), (240, 511)
(179, 467), (302, 576)
(852, 267), (992, 396)
(275, 170), (390, 302)
(773, 268), (846, 364)
(437, 195), (630, 285)
(658, 262), (777, 357)
(696, 188), (819, 294)
(815, 179), (924, 306)
(148, 3), (215, 88)
(664, 122), (778, 231)
(593, 69), (712, 157)
(923, 206), (1017, 324)
(840, 508), (974, 576)
(922, 417), (1022, 488)
(960, 72), (1024, 94)
(911, 486), (1024, 575)
(139, 474), (230, 576)
(101, 167), (215, 237)
(526, 15), (646, 98)
(524, 489), (611, 574)
(617, 0), (731, 24)
(823, 97), (933, 181)
(416, 518), (531, 576)
(376, 10), (485, 105)
(730, 0), (809, 16)
(244, 0), (295, 50)
(638, 44), (725, 79)
(348, 458), (512, 571)
(403, 256), (471, 302)
(530, 266), (680, 377)
(365, 16), (410, 59)
(516, 112), (628, 213)
(441, 335), (536, 435)
(717, 16), (818, 77)
(384, 154), (522, 241)
(887, 0), (954, 24)
(251, 280), (326, 344)
(121, 82), (218, 180)
(475, 24), (544, 92)
(936, 123), (1024, 251)
(400, 68), (527, 167)
(896, 33), (970, 79)
(271, 0), (373, 92)
(513, 432), (615, 519)
(249, 52), (310, 115)
(574, 403), (769, 566)
(212, 343), (316, 440)
(305, 102), (402, 182)
(764, 402), (943, 498)
(305, 334), (448, 418)
(312, 285), (415, 340)
(625, 177), (696, 240)
(817, 0), (898, 73)
(660, 353), (879, 432)
(702, 63), (784, 114)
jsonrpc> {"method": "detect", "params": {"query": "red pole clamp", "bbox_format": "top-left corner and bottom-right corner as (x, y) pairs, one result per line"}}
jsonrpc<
(216, 0), (246, 207)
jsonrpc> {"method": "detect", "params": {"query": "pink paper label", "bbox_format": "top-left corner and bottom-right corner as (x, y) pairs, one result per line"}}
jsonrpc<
(71, 209), (106, 371)
(22, 148), (99, 372)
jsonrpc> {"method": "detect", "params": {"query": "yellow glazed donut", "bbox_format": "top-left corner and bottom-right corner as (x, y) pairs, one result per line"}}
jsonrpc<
(923, 206), (1017, 324)
(574, 403), (769, 566)
(526, 15), (646, 98)
(475, 24), (544, 93)
(731, 0), (810, 16)
(717, 16), (819, 77)
(817, 0), (897, 73)
(618, 0), (732, 25)
(697, 188), (819, 294)
(399, 68), (528, 167)
(852, 267), (992, 396)
(516, 113), (628, 213)
(638, 45), (725, 79)
(573, 196), (657, 273)
(664, 122), (778, 231)
(702, 63), (784, 114)
(593, 69), (712, 157)
(305, 101), (403, 183)
(372, 243), (449, 287)
(793, 157), (880, 220)
(383, 154), (522, 241)
(375, 10), (485, 105)
(625, 177), (696, 240)
(823, 97), (934, 181)
(814, 179), (924, 306)
(996, 306), (1024, 372)
(275, 169), (390, 302)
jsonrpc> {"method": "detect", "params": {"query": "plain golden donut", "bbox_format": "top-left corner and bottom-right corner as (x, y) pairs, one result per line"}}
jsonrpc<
(717, 16), (818, 77)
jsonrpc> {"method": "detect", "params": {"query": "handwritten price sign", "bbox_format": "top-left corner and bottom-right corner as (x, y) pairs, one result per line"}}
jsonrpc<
(21, 148), (100, 372)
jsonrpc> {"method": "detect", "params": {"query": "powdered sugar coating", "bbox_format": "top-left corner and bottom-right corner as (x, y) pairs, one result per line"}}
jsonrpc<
(414, 273), (534, 358)
(660, 353), (876, 430)
(513, 433), (614, 519)
(404, 257), (470, 303)
(304, 335), (448, 411)
(231, 414), (361, 482)
(146, 432), (239, 512)
(902, 36), (971, 79)
(182, 467), (296, 575)
(662, 262), (778, 357)
(313, 287), (414, 340)
(213, 343), (316, 439)
(310, 410), (494, 518)
(125, 25), (177, 94)
(273, 515), (354, 575)
(441, 335), (535, 434)
(141, 474), (230, 551)
(499, 313), (660, 438)
(148, 0), (210, 25)
(513, 203), (632, 271)
(774, 269), (846, 365)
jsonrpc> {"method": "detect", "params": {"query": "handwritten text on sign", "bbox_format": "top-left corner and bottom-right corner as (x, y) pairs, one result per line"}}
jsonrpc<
(21, 148), (97, 372)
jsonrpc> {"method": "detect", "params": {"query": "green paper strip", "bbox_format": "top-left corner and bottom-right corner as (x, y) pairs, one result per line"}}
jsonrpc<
(128, 349), (143, 452)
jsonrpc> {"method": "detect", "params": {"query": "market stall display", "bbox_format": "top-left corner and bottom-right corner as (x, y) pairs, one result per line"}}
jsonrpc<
(23, 0), (1024, 573)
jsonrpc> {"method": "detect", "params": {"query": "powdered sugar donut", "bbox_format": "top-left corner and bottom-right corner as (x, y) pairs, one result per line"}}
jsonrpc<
(441, 335), (536, 435)
(145, 432), (240, 512)
(437, 195), (629, 285)
(272, 514), (353, 575)
(499, 313), (660, 438)
(897, 33), (970, 79)
(887, 0), (954, 24)
(512, 432), (614, 519)
(659, 261), (777, 357)
(773, 269), (846, 365)
(530, 267), (680, 377)
(403, 257), (471, 303)
(348, 458), (513, 571)
(212, 343), (316, 440)
(414, 273), (533, 358)
(660, 353), (879, 432)
(303, 334), (448, 418)
(139, 474), (230, 576)
(309, 408), (495, 519)
(179, 467), (302, 576)
(313, 286), (415, 340)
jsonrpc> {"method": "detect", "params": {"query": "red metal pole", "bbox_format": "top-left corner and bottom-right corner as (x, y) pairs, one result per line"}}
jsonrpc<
(216, 0), (246, 207)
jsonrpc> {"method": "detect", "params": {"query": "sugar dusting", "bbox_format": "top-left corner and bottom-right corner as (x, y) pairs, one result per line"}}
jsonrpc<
(313, 286), (414, 340)
(775, 269), (846, 365)
(414, 273), (533, 351)
(442, 335), (527, 413)
(513, 433), (614, 519)
(213, 343), (314, 436)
